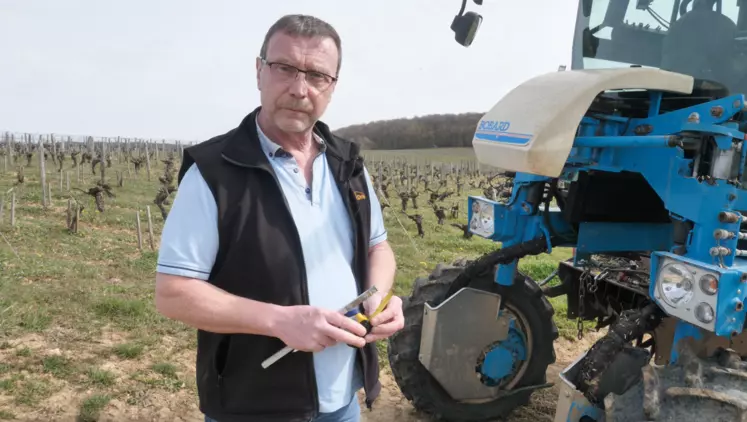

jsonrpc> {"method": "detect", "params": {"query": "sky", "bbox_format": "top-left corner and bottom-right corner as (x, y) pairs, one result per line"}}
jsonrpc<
(0, 0), (579, 143)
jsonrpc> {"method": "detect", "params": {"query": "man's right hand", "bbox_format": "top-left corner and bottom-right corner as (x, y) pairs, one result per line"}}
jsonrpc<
(272, 305), (367, 352)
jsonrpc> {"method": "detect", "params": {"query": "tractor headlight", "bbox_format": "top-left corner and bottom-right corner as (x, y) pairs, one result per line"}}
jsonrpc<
(695, 302), (715, 323)
(699, 274), (718, 296)
(658, 263), (695, 307)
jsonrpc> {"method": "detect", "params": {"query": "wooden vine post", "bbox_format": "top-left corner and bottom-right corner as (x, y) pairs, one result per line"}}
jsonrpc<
(146, 205), (154, 250)
(39, 136), (47, 209)
(10, 192), (15, 227)
(135, 209), (143, 251)
(101, 139), (106, 184)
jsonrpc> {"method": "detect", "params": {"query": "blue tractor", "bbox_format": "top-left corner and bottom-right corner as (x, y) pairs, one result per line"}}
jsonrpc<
(387, 0), (747, 421)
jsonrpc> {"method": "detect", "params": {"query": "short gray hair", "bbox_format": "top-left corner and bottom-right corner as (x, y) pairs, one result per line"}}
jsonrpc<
(259, 14), (342, 75)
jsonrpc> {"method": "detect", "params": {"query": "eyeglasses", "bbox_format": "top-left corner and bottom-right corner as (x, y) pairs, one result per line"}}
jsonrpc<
(260, 58), (337, 91)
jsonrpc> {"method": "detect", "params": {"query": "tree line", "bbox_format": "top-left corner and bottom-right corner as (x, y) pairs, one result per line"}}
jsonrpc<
(333, 112), (484, 150)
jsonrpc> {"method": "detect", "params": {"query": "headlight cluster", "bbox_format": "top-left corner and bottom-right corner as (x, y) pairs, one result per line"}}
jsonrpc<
(657, 261), (717, 326)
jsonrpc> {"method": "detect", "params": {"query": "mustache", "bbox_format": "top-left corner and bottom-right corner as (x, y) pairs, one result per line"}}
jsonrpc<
(279, 101), (312, 113)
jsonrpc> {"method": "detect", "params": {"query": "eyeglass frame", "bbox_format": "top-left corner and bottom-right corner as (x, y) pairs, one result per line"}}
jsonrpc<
(259, 57), (338, 91)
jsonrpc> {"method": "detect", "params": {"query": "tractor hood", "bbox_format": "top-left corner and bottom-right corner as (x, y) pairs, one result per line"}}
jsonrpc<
(472, 67), (694, 178)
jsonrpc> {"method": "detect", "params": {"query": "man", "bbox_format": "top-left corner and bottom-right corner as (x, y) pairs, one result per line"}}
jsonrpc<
(154, 14), (403, 422)
(660, 0), (737, 87)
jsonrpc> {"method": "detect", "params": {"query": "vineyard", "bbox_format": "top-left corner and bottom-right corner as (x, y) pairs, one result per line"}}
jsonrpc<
(0, 135), (597, 421)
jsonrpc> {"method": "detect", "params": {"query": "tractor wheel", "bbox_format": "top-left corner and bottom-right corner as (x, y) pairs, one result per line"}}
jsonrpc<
(387, 259), (559, 422)
(604, 344), (747, 422)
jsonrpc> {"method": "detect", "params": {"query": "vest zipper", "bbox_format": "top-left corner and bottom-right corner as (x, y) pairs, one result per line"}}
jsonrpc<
(220, 153), (320, 418)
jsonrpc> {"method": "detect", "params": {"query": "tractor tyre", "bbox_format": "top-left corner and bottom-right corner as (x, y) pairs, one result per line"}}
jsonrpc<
(604, 344), (747, 422)
(387, 259), (559, 422)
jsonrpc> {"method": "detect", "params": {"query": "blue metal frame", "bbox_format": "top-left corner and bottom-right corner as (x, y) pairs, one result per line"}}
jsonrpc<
(468, 90), (747, 337)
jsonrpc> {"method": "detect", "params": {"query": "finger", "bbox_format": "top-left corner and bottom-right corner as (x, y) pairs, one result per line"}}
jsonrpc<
(370, 307), (396, 326)
(327, 312), (368, 337)
(370, 319), (403, 336)
(321, 324), (366, 348)
(365, 318), (405, 342)
(364, 332), (390, 342)
(370, 296), (401, 325)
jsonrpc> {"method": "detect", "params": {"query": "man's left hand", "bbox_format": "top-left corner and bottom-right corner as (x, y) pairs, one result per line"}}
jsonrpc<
(362, 294), (404, 343)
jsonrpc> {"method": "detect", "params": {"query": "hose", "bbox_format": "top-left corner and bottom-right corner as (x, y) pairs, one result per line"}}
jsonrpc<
(445, 235), (550, 298)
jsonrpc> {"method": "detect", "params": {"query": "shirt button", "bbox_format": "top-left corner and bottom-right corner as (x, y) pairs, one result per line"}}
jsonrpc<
(305, 188), (311, 193)
(293, 168), (299, 173)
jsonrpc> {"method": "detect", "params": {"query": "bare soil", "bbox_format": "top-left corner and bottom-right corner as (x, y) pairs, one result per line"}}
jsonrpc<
(0, 330), (605, 422)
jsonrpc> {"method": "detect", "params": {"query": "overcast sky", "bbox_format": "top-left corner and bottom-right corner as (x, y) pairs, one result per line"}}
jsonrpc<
(0, 0), (578, 142)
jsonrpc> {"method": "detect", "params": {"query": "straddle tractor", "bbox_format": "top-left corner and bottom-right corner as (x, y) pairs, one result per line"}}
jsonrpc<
(387, 0), (747, 421)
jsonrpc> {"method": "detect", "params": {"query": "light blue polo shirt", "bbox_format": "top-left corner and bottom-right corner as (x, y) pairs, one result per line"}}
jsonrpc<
(156, 117), (388, 413)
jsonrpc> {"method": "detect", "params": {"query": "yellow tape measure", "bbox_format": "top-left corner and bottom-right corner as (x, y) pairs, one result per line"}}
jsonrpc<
(351, 290), (394, 333)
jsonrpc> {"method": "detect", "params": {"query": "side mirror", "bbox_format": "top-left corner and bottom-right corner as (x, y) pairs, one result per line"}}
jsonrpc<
(451, 11), (483, 47)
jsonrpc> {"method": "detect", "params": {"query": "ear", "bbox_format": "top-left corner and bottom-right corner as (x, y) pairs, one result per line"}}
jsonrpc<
(255, 57), (262, 90)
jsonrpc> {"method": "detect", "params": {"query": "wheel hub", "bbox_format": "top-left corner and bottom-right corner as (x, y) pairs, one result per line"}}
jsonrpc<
(477, 318), (528, 388)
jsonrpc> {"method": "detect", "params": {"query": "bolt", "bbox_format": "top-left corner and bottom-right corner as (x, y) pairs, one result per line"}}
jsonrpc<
(711, 106), (724, 117)
(714, 229), (734, 239)
(711, 246), (731, 256)
(737, 301), (744, 312)
(741, 273), (747, 283)
(634, 124), (653, 135)
(729, 193), (737, 201)
(720, 211), (740, 223)
(688, 112), (701, 123)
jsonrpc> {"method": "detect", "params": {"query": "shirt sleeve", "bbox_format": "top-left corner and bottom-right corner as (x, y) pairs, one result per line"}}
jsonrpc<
(364, 166), (388, 248)
(156, 163), (219, 280)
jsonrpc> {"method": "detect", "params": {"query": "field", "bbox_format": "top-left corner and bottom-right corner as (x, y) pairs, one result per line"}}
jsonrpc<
(0, 143), (600, 421)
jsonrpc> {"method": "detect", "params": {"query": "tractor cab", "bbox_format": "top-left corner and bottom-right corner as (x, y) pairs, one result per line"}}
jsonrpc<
(452, 0), (747, 95)
(572, 0), (747, 96)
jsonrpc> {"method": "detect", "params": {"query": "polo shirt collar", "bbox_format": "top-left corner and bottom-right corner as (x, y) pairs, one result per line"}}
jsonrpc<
(255, 116), (327, 159)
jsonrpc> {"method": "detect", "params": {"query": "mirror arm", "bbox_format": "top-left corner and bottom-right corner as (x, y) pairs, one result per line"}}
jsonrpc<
(457, 0), (467, 17)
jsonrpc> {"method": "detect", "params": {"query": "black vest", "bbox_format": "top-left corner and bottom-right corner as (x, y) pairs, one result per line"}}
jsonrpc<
(177, 107), (381, 422)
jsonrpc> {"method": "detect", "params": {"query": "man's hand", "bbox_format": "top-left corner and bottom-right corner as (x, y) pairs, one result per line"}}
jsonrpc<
(364, 295), (404, 343)
(362, 291), (385, 317)
(272, 305), (367, 352)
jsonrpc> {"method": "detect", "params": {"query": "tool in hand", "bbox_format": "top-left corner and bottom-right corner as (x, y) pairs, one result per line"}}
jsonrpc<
(345, 290), (394, 335)
(261, 285), (380, 369)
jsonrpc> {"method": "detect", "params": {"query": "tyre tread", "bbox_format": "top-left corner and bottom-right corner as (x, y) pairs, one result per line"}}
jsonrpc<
(387, 260), (558, 422)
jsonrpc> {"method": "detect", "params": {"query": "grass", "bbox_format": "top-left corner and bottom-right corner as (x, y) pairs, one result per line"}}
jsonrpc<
(0, 146), (590, 420)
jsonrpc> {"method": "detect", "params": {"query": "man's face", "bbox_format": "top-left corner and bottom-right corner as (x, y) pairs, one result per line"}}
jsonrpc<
(256, 31), (339, 133)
